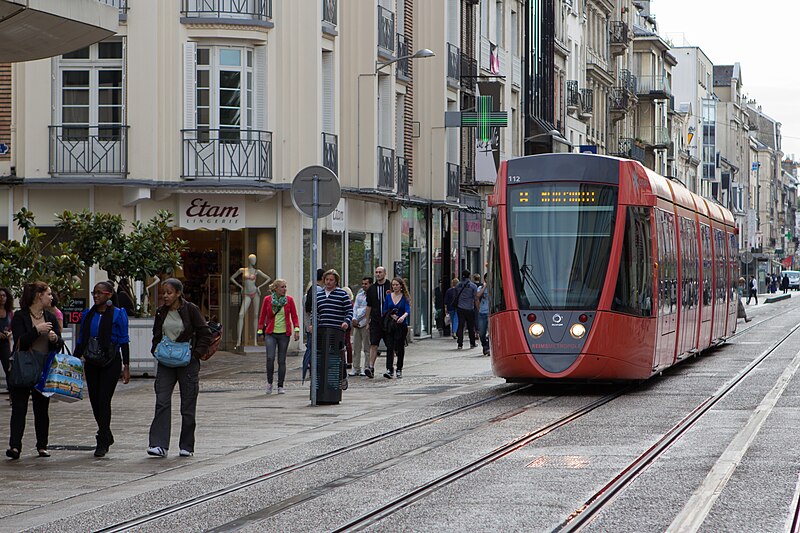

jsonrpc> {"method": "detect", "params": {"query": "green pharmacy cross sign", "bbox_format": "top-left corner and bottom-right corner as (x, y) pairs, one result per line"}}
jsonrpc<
(445, 95), (508, 141)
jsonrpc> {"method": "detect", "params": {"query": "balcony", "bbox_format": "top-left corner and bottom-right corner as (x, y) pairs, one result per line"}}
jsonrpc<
(580, 88), (594, 119)
(447, 163), (460, 200)
(322, 132), (338, 175)
(181, 0), (272, 22)
(322, 0), (336, 26)
(611, 137), (646, 164)
(636, 75), (671, 99)
(396, 34), (410, 80)
(447, 43), (461, 85)
(397, 156), (409, 197)
(639, 126), (670, 149)
(609, 87), (631, 116)
(610, 21), (630, 55)
(49, 125), (128, 177)
(378, 6), (395, 55)
(619, 69), (637, 94)
(460, 52), (477, 92)
(567, 80), (580, 111)
(182, 129), (272, 180)
(377, 146), (395, 190)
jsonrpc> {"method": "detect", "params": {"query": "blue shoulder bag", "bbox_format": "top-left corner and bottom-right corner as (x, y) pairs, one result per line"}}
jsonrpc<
(154, 337), (192, 367)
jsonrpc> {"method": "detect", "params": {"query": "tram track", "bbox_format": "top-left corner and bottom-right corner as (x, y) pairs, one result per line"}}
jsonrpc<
(95, 383), (535, 532)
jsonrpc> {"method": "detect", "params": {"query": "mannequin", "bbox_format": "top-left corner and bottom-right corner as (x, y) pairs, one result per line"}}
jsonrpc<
(230, 254), (271, 348)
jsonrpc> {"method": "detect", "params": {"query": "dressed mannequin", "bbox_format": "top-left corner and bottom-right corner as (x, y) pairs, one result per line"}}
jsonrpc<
(230, 254), (271, 349)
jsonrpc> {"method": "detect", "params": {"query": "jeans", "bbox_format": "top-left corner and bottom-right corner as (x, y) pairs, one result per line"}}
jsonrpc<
(456, 308), (477, 347)
(84, 355), (122, 447)
(9, 385), (50, 450)
(265, 333), (290, 387)
(149, 357), (200, 453)
(476, 312), (489, 352)
(449, 310), (459, 336)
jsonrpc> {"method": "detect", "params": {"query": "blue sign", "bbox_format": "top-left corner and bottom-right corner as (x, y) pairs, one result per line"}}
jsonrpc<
(752, 161), (761, 171)
(0, 144), (9, 155)
(578, 145), (598, 154)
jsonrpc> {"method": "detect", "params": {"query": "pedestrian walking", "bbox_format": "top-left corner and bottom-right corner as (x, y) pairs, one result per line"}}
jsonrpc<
(0, 287), (13, 393)
(444, 277), (460, 340)
(434, 280), (444, 335)
(364, 266), (390, 378)
(257, 278), (300, 395)
(147, 278), (211, 458)
(350, 277), (371, 376)
(382, 277), (411, 379)
(454, 270), (479, 349)
(782, 273), (790, 294)
(7, 282), (62, 460)
(74, 281), (131, 457)
(746, 275), (758, 305)
(302, 268), (325, 380)
(309, 270), (352, 386)
(342, 285), (354, 370)
(476, 274), (490, 356)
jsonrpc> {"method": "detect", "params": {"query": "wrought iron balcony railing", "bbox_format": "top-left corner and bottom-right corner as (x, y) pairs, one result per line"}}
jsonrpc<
(377, 146), (395, 190)
(378, 6), (395, 54)
(619, 69), (637, 94)
(447, 162), (460, 200)
(610, 87), (630, 112)
(49, 125), (128, 177)
(566, 80), (580, 109)
(460, 52), (477, 92)
(396, 33), (410, 79)
(182, 128), (272, 180)
(322, 0), (336, 25)
(396, 155), (409, 197)
(181, 0), (272, 21)
(610, 21), (630, 46)
(447, 43), (461, 82)
(581, 88), (594, 114)
(322, 132), (338, 175)
(611, 137), (646, 163)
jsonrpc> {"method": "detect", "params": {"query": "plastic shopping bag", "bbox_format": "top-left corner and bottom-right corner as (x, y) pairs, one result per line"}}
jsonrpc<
(35, 352), (84, 402)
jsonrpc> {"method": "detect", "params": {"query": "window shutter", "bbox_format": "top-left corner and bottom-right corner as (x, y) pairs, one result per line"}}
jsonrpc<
(378, 76), (392, 147)
(447, 0), (459, 44)
(321, 51), (334, 134)
(255, 45), (267, 131)
(183, 42), (196, 130)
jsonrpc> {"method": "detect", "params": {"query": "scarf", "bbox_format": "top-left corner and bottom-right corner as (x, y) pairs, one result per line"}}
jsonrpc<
(271, 293), (287, 315)
(80, 303), (115, 350)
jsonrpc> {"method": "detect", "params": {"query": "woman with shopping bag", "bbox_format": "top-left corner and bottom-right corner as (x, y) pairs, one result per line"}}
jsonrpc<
(7, 282), (62, 460)
(74, 281), (130, 458)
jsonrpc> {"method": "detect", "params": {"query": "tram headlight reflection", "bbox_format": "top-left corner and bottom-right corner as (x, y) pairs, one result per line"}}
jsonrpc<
(529, 323), (545, 338)
(570, 323), (586, 339)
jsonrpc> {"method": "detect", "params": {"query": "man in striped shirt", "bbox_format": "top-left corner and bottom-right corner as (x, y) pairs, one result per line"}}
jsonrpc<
(314, 269), (353, 330)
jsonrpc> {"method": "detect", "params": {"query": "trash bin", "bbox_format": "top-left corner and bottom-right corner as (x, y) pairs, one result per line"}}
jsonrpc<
(314, 327), (344, 404)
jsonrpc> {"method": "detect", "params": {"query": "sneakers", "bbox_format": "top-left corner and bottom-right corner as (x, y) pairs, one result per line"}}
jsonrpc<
(364, 367), (374, 378)
(396, 370), (402, 378)
(277, 387), (286, 394)
(179, 449), (193, 457)
(147, 446), (167, 457)
(383, 370), (394, 379)
(266, 384), (273, 395)
(457, 345), (463, 350)
(347, 368), (360, 376)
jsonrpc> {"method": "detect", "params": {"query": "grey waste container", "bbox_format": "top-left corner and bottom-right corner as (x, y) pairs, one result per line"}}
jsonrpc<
(314, 327), (344, 404)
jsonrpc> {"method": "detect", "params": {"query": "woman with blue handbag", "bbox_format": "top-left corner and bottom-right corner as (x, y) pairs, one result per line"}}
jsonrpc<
(147, 278), (211, 458)
(74, 281), (130, 458)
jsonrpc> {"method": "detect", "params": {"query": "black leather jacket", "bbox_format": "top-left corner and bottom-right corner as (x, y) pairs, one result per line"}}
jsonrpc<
(151, 298), (211, 359)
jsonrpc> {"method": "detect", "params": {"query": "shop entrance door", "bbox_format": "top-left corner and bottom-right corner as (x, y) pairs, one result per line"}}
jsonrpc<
(409, 249), (428, 337)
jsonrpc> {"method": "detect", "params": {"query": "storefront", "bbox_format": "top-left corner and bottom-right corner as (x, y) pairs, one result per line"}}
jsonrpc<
(401, 206), (429, 337)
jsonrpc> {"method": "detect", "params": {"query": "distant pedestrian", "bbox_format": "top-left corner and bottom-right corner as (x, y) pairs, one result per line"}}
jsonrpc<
(74, 281), (131, 457)
(147, 278), (211, 458)
(747, 275), (758, 305)
(782, 274), (790, 294)
(434, 280), (444, 335)
(454, 269), (479, 350)
(476, 274), (490, 356)
(364, 266), (390, 378)
(444, 278), (460, 339)
(350, 277), (371, 376)
(257, 279), (300, 395)
(382, 277), (411, 379)
(7, 282), (62, 460)
(342, 285), (354, 370)
(48, 294), (64, 332)
(0, 287), (13, 393)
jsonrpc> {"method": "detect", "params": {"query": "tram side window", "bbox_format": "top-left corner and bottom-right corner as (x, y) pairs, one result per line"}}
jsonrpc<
(715, 229), (726, 304)
(612, 207), (653, 316)
(701, 225), (712, 306)
(729, 233), (738, 301)
(489, 209), (506, 313)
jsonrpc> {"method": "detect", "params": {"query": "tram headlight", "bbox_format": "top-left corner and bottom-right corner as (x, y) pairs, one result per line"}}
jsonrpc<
(570, 323), (586, 339)
(529, 323), (545, 338)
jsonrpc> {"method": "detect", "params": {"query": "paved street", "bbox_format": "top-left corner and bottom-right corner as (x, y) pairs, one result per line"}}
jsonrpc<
(2, 295), (800, 531)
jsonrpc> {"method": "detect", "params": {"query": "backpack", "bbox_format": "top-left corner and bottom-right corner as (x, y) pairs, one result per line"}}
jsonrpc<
(200, 321), (223, 361)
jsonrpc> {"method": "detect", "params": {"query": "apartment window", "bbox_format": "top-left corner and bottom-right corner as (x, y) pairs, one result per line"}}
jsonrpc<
(196, 46), (254, 142)
(495, 0), (504, 47)
(58, 40), (124, 140)
(702, 98), (716, 181)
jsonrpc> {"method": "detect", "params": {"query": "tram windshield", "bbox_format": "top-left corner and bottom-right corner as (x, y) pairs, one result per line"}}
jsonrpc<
(507, 183), (617, 310)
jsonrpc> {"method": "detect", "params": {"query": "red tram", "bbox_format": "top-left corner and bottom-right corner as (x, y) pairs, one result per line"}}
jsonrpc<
(488, 153), (738, 381)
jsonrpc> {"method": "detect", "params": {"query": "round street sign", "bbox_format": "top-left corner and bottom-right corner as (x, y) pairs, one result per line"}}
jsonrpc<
(290, 165), (341, 219)
(742, 251), (754, 264)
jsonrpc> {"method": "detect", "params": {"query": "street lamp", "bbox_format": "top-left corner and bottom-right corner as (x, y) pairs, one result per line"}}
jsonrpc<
(357, 48), (435, 188)
(524, 129), (562, 143)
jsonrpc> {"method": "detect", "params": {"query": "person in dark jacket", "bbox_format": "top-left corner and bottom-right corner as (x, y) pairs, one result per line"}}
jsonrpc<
(74, 281), (131, 457)
(381, 277), (411, 379)
(0, 287), (13, 392)
(782, 274), (790, 294)
(7, 282), (62, 460)
(147, 278), (211, 458)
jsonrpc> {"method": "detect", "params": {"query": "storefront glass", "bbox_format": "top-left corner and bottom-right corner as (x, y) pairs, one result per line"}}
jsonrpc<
(401, 207), (429, 337)
(347, 232), (382, 293)
(322, 231), (343, 275)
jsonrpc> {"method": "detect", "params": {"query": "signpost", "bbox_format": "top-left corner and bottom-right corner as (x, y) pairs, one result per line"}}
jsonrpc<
(290, 165), (341, 406)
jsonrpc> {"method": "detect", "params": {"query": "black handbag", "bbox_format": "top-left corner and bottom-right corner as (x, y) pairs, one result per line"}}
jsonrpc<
(83, 337), (116, 367)
(8, 349), (47, 388)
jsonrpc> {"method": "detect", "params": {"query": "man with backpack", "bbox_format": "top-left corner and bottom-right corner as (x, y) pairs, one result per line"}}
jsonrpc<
(454, 269), (479, 350)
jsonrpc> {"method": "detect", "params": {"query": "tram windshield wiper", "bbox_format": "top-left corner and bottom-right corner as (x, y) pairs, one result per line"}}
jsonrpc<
(519, 239), (553, 310)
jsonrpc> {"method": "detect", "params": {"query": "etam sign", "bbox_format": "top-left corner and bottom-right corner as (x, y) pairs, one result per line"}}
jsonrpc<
(179, 195), (246, 230)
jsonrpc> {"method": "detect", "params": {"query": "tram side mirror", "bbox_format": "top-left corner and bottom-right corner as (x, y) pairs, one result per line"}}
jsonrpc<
(487, 194), (496, 207)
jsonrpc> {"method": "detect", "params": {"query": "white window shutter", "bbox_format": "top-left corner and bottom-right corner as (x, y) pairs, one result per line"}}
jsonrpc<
(255, 45), (267, 131)
(447, 0), (459, 44)
(378, 75), (392, 147)
(183, 42), (196, 130)
(321, 51), (334, 134)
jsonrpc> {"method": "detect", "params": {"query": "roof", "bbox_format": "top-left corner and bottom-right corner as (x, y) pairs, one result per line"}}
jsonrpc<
(714, 63), (742, 87)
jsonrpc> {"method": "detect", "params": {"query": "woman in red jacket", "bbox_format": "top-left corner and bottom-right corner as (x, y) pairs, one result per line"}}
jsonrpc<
(257, 279), (300, 394)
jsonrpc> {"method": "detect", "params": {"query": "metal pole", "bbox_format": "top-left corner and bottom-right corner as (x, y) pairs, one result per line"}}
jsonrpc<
(310, 173), (319, 406)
